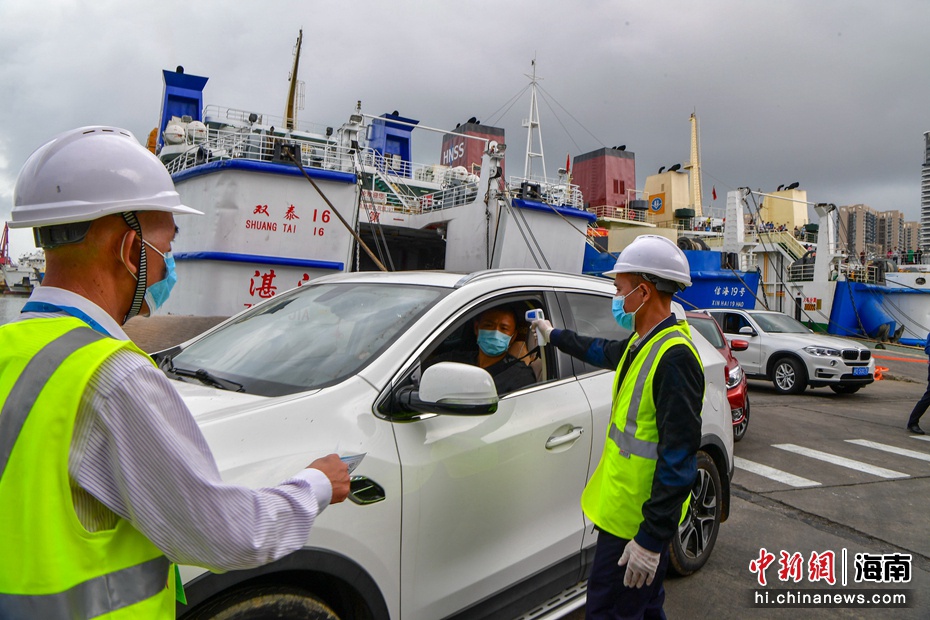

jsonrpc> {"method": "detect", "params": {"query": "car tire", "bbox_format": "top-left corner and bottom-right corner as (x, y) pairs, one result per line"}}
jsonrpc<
(771, 357), (806, 395)
(185, 586), (341, 620)
(732, 393), (749, 442)
(829, 384), (861, 394)
(669, 450), (722, 576)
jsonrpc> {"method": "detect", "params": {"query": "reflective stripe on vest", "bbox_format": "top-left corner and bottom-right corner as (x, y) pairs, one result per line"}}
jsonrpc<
(0, 556), (170, 619)
(606, 330), (684, 461)
(0, 327), (105, 480)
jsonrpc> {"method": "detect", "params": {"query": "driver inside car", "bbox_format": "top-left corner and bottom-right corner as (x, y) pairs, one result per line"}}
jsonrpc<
(426, 305), (537, 395)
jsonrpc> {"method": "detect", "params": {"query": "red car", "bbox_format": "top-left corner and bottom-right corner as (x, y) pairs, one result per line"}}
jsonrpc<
(687, 311), (750, 441)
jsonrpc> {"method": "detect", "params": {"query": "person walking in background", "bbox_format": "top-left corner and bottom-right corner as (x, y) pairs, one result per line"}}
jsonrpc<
(0, 127), (349, 619)
(906, 332), (930, 435)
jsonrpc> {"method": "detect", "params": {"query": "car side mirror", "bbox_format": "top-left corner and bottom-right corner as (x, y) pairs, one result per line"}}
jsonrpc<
(395, 362), (499, 416)
(729, 339), (750, 351)
(738, 326), (757, 337)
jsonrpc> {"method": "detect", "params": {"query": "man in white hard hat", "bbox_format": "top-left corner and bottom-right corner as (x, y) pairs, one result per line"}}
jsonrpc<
(0, 127), (349, 619)
(531, 234), (704, 619)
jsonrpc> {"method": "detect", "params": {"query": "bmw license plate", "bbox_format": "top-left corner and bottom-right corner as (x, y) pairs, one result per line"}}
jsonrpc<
(853, 366), (869, 376)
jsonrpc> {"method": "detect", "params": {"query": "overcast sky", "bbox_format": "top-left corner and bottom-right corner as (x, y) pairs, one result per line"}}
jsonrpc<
(2, 0), (928, 254)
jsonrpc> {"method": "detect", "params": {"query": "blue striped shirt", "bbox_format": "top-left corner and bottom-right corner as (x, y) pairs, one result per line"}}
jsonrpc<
(15, 287), (332, 572)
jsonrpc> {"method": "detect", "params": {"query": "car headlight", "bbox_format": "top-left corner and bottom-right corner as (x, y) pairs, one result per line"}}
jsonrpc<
(726, 364), (743, 388)
(803, 346), (841, 357)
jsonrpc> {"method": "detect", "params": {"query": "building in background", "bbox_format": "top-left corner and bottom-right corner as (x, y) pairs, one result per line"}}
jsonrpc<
(838, 204), (920, 259)
(905, 221), (921, 254)
(877, 210), (906, 255)
(921, 131), (930, 249)
(838, 204), (879, 258)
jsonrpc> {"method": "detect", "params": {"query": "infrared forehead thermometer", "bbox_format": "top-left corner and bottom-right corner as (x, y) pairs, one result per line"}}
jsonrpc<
(525, 309), (545, 344)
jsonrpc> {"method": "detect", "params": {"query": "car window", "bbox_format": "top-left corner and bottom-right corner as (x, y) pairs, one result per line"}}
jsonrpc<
(712, 311), (751, 335)
(750, 312), (811, 334)
(168, 282), (447, 396)
(561, 291), (631, 375)
(422, 296), (553, 395)
(688, 316), (726, 350)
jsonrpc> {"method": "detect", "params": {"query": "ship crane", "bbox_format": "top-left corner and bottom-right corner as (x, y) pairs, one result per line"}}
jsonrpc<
(283, 29), (304, 130)
(0, 223), (11, 266)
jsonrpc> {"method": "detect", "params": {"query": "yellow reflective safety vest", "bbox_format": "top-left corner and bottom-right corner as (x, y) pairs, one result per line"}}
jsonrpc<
(581, 322), (701, 540)
(0, 317), (176, 619)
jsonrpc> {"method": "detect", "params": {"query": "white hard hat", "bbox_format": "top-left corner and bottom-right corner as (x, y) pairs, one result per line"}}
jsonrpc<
(604, 234), (692, 290)
(10, 126), (202, 229)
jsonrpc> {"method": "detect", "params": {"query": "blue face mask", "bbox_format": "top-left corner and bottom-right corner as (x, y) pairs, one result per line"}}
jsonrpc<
(477, 329), (513, 357)
(612, 287), (645, 331)
(145, 250), (177, 311)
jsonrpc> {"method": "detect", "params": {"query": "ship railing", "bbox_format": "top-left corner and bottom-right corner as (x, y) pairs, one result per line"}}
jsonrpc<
(507, 176), (584, 209)
(788, 263), (816, 282)
(203, 105), (333, 137)
(163, 126), (357, 175)
(357, 148), (448, 184)
(358, 149), (480, 215)
(360, 150), (430, 212)
(588, 205), (650, 223)
(839, 263), (882, 284)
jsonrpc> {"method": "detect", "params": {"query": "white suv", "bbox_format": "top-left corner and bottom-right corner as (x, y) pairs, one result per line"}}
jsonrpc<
(707, 309), (875, 395)
(157, 270), (733, 620)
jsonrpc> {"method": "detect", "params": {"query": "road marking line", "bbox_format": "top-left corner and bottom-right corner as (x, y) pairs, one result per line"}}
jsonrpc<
(910, 435), (930, 443)
(772, 444), (909, 479)
(734, 456), (821, 487)
(846, 439), (930, 463)
(872, 354), (926, 364)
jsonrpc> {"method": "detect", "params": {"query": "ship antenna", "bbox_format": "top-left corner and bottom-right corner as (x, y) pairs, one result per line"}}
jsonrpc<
(522, 57), (547, 183)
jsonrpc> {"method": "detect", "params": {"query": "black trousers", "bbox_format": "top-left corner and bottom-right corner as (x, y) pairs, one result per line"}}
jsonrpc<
(907, 362), (930, 427)
(585, 529), (670, 620)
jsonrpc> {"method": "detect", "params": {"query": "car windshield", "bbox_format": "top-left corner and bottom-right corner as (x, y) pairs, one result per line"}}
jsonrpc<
(168, 282), (447, 396)
(751, 312), (810, 334)
(688, 316), (726, 349)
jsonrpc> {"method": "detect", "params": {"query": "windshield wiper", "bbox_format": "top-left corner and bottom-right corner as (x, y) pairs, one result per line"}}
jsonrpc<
(169, 365), (245, 393)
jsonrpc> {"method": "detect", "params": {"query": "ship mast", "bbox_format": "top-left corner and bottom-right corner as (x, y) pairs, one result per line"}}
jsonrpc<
(522, 59), (547, 183)
(283, 29), (303, 130)
(684, 112), (704, 217)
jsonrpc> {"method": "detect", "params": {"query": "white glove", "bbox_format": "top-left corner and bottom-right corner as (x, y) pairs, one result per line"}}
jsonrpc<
(618, 539), (660, 588)
(530, 319), (554, 345)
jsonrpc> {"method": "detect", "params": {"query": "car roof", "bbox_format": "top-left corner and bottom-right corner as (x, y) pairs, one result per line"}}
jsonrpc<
(686, 310), (713, 319)
(305, 269), (616, 291)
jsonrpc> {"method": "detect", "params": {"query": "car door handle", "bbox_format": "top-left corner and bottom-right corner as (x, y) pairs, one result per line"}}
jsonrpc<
(348, 476), (385, 505)
(546, 426), (584, 449)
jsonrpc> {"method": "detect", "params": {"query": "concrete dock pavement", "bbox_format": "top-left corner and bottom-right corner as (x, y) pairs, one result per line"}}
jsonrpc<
(123, 314), (226, 352)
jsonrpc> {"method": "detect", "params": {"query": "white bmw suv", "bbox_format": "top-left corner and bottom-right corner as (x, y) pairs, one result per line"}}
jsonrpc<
(707, 308), (875, 395)
(156, 270), (733, 620)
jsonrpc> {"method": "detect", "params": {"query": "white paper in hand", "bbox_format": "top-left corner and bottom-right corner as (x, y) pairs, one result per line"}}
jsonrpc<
(340, 453), (366, 475)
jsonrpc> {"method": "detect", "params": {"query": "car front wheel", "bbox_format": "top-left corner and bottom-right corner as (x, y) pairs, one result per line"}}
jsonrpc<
(669, 450), (722, 575)
(772, 357), (806, 395)
(732, 393), (749, 442)
(185, 587), (341, 620)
